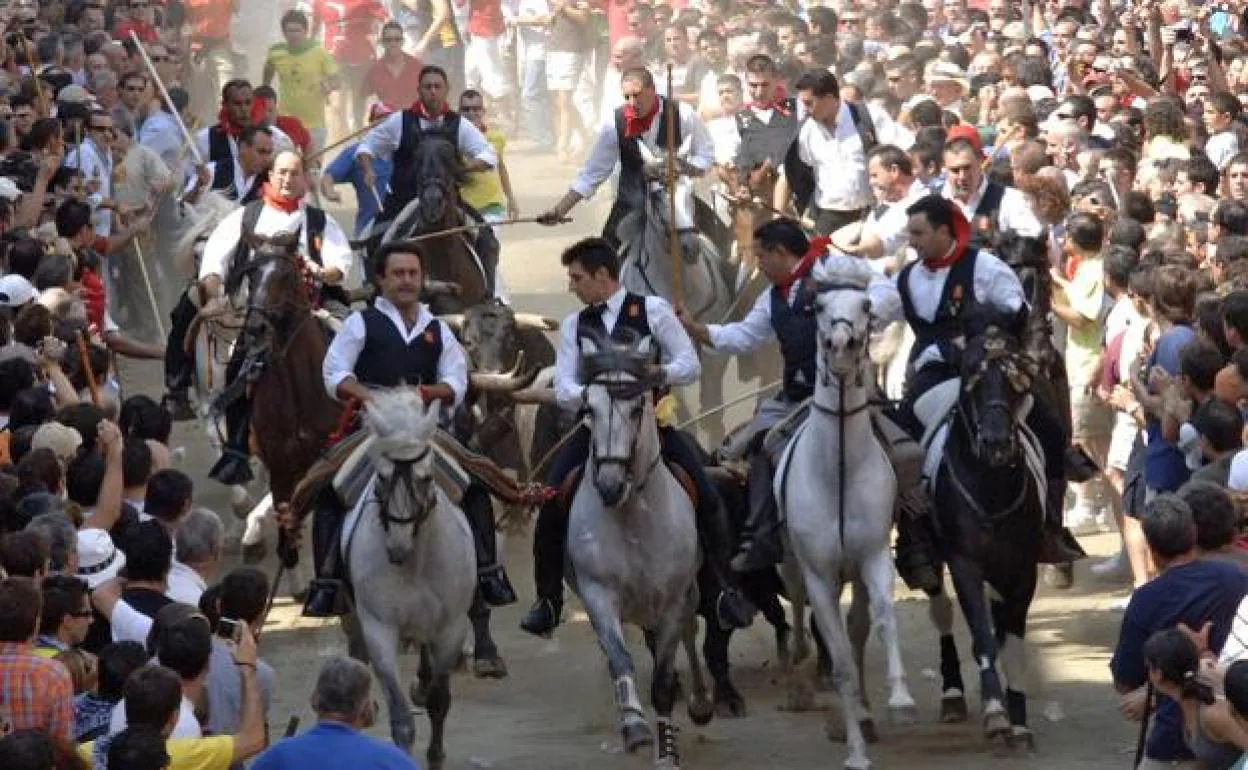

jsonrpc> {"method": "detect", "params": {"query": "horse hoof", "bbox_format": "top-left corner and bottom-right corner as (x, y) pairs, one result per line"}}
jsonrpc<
(983, 710), (1011, 741)
(843, 757), (872, 770)
(473, 655), (508, 679)
(392, 722), (417, 752)
(1007, 726), (1036, 753)
(622, 721), (653, 754)
(714, 685), (747, 719)
(409, 679), (430, 709)
(888, 704), (918, 727)
(940, 695), (969, 723)
(426, 749), (445, 770)
(1042, 563), (1074, 590)
(241, 540), (267, 565)
(687, 695), (715, 726)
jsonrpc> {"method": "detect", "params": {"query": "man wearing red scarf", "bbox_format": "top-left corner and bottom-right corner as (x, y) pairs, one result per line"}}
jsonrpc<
(177, 151), (355, 485)
(536, 66), (715, 251)
(194, 79), (295, 202)
(727, 54), (800, 195)
(678, 219), (900, 573)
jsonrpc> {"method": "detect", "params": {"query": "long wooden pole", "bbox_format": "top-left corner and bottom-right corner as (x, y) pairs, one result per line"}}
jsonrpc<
(394, 216), (571, 244)
(306, 115), (386, 163)
(76, 330), (100, 406)
(665, 65), (683, 305)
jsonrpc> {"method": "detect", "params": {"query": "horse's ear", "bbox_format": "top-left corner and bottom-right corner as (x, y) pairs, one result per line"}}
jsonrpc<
(581, 336), (601, 356)
(636, 336), (654, 357)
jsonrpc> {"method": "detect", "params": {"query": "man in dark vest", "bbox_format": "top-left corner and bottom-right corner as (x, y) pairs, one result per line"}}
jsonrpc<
(175, 151), (355, 485)
(535, 66), (715, 251)
(729, 54), (801, 195)
(298, 241), (516, 616)
(677, 220), (902, 572)
(162, 126), (280, 420)
(193, 79), (293, 200)
(941, 136), (1043, 249)
(517, 237), (754, 637)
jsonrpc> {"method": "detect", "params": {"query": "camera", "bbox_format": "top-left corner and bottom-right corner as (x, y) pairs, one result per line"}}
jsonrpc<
(216, 618), (244, 644)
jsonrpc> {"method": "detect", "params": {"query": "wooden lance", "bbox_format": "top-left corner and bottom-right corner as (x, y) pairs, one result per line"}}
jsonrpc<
(129, 32), (203, 166)
(665, 64), (683, 304)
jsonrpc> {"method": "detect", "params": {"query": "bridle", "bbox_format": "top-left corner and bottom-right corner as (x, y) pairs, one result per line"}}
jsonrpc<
(235, 247), (318, 361)
(588, 377), (662, 493)
(375, 446), (436, 530)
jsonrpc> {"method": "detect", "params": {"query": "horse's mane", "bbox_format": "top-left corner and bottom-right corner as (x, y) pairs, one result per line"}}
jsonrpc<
(415, 136), (468, 187)
(174, 192), (239, 280)
(993, 230), (1050, 270)
(812, 253), (875, 290)
(365, 388), (439, 455)
(964, 305), (1025, 346)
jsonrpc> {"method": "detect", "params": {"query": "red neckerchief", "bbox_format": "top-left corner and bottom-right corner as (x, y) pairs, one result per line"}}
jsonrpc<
(216, 107), (246, 138)
(748, 84), (792, 115)
(622, 97), (661, 139)
(922, 207), (971, 270)
(262, 183), (301, 214)
(412, 100), (450, 121)
(250, 96), (274, 127)
(778, 235), (832, 293)
(1065, 252), (1083, 281)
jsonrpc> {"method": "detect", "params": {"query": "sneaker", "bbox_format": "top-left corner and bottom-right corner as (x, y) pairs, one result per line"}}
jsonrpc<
(1065, 507), (1101, 537)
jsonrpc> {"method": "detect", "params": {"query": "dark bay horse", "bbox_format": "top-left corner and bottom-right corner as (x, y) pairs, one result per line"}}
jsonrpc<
(380, 136), (490, 314)
(226, 231), (342, 552)
(927, 310), (1043, 751)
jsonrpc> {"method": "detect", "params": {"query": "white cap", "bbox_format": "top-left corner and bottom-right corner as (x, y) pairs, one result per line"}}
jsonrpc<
(76, 529), (126, 589)
(0, 274), (36, 307)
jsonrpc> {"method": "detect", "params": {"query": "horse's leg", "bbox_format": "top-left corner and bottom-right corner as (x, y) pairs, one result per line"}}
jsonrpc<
(681, 615), (714, 725)
(744, 568), (791, 663)
(358, 609), (417, 751)
(411, 646), (432, 708)
(945, 553), (1009, 742)
(240, 493), (273, 564)
(779, 555), (815, 713)
(469, 591), (507, 679)
(699, 356), (728, 448)
(580, 584), (650, 751)
(812, 610), (834, 692)
(651, 608), (690, 770)
(424, 625), (463, 770)
(802, 568), (871, 770)
(993, 567), (1038, 751)
(342, 611), (370, 664)
(846, 579), (872, 720)
(927, 581), (968, 723)
(702, 621), (745, 718)
(861, 548), (917, 725)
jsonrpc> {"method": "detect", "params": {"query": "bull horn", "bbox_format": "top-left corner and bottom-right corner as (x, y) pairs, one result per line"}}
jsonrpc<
(439, 313), (465, 333)
(512, 312), (561, 331)
(422, 279), (462, 298)
(469, 351), (538, 392)
(506, 387), (557, 405)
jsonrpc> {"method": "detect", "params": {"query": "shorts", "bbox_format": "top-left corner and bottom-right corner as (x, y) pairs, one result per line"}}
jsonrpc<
(466, 35), (512, 99)
(1122, 433), (1148, 519)
(1107, 412), (1138, 472)
(546, 51), (583, 92)
(1070, 387), (1112, 442)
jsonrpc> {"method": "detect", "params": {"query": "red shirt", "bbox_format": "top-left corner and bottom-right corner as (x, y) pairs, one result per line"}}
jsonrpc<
(468, 0), (506, 38)
(364, 54), (423, 109)
(606, 0), (631, 49)
(276, 115), (312, 153)
(313, 0), (387, 67)
(114, 18), (160, 43)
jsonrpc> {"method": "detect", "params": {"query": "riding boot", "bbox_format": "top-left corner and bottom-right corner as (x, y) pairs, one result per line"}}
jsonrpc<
(303, 486), (352, 618)
(208, 397), (255, 485)
(1038, 479), (1088, 565)
(695, 494), (756, 630)
(162, 291), (198, 421)
(730, 452), (785, 572)
(519, 496), (568, 637)
(894, 486), (943, 594)
(461, 485), (517, 607)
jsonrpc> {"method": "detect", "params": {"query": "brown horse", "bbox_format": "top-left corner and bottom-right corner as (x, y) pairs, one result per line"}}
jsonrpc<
(380, 136), (490, 314)
(228, 231), (342, 527)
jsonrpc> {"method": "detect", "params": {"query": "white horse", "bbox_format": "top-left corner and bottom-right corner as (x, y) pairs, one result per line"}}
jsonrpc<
(774, 256), (915, 770)
(343, 389), (476, 769)
(570, 334), (713, 770)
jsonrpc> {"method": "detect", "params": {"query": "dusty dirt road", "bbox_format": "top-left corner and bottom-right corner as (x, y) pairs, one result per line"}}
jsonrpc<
(115, 141), (1138, 770)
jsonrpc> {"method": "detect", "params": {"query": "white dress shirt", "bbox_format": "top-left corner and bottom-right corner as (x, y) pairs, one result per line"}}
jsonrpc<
(165, 560), (207, 605)
(322, 296), (469, 407)
(193, 124), (294, 194)
(66, 138), (112, 237)
(785, 103), (872, 211)
(356, 110), (498, 169)
(866, 102), (915, 150)
(707, 255), (900, 353)
(198, 202), (355, 283)
(943, 178), (1043, 238)
(707, 114), (740, 166)
(862, 178), (931, 272)
(553, 287), (701, 412)
(884, 248), (1026, 371)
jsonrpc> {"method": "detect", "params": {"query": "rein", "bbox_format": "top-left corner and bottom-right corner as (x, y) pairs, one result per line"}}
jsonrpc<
(376, 447), (435, 529)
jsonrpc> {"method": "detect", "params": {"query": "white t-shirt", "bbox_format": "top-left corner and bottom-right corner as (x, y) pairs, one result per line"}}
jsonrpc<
(110, 692), (200, 737)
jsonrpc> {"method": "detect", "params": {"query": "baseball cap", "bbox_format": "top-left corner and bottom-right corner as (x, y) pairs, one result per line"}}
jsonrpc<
(0, 273), (36, 307)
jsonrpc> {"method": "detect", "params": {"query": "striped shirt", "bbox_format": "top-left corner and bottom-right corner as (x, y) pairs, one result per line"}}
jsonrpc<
(0, 641), (75, 743)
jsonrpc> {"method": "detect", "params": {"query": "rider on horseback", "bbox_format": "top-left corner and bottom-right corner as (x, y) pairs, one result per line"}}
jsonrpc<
(182, 151), (355, 486)
(534, 66), (714, 249)
(518, 237), (755, 637)
(300, 240), (517, 616)
(163, 125), (278, 420)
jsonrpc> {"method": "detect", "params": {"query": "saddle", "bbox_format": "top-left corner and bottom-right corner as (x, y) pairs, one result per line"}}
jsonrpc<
(556, 461), (699, 512)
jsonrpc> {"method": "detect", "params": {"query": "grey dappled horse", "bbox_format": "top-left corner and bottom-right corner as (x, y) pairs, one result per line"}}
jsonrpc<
(343, 390), (476, 769)
(569, 333), (713, 770)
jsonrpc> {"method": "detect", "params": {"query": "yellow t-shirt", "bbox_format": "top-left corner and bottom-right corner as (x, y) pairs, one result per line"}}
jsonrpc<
(1062, 256), (1106, 388)
(265, 43), (337, 130)
(80, 735), (234, 770)
(460, 129), (506, 212)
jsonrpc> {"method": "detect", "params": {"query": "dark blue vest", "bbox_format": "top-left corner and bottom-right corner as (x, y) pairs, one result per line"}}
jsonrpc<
(353, 308), (444, 388)
(770, 285), (818, 401)
(207, 126), (236, 196)
(897, 249), (981, 366)
(383, 110), (462, 219)
(576, 292), (653, 347)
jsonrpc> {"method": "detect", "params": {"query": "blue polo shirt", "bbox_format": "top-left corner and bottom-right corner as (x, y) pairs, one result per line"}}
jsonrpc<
(251, 722), (420, 770)
(1110, 559), (1248, 762)
(325, 143), (392, 237)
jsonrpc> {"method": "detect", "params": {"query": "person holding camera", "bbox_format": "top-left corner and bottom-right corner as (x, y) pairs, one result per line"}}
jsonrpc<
(202, 568), (276, 738)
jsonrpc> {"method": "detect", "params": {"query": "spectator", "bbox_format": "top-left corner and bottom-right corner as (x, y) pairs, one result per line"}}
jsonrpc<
(34, 575), (92, 657)
(1179, 481), (1248, 572)
(1111, 495), (1248, 768)
(0, 576), (75, 742)
(144, 470), (193, 528)
(0, 530), (49, 578)
(0, 730), (62, 770)
(78, 641), (147, 743)
(251, 656), (417, 770)
(167, 508), (223, 605)
(121, 438), (153, 513)
(109, 605), (209, 739)
(107, 727), (170, 770)
(97, 520), (174, 644)
(203, 568), (275, 737)
(25, 513), (78, 576)
(1185, 399), (1244, 485)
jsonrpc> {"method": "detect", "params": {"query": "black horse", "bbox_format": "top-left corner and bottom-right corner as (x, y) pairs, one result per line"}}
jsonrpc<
(926, 309), (1043, 750)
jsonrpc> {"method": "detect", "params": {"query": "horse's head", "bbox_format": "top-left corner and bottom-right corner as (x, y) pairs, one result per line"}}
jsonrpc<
(365, 389), (441, 565)
(411, 137), (465, 231)
(806, 255), (875, 383)
(228, 230), (308, 340)
(958, 310), (1034, 468)
(993, 230), (1051, 307)
(580, 332), (661, 507)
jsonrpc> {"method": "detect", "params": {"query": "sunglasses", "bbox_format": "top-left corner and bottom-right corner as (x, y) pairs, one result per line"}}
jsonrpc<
(382, 37), (404, 43)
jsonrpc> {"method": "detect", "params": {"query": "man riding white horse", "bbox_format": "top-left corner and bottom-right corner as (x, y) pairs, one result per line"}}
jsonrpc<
(162, 125), (277, 421)
(295, 240), (516, 616)
(518, 237), (754, 637)
(184, 150), (355, 486)
(535, 66), (714, 251)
